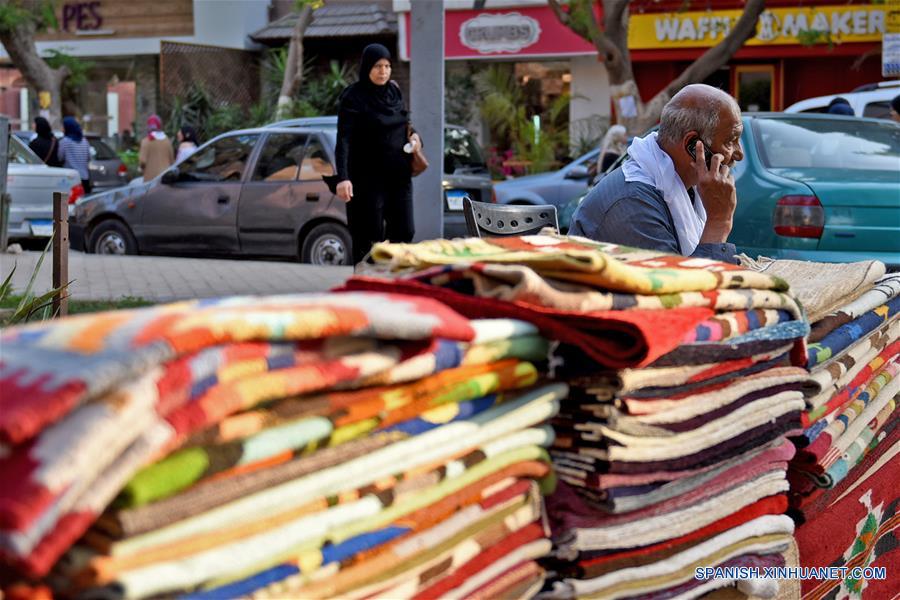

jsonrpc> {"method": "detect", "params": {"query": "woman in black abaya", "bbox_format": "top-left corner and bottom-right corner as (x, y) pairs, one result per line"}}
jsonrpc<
(333, 43), (420, 264)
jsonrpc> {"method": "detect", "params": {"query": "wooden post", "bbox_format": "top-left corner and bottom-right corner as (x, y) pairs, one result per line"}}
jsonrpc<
(52, 191), (69, 317)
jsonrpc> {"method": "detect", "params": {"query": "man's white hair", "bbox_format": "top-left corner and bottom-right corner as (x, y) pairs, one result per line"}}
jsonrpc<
(657, 85), (738, 148)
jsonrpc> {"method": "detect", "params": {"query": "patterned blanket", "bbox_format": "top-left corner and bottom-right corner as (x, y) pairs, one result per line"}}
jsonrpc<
(0, 293), (474, 446)
(806, 296), (900, 369)
(810, 273), (900, 343)
(794, 413), (900, 600)
(367, 234), (789, 294)
(340, 276), (714, 368)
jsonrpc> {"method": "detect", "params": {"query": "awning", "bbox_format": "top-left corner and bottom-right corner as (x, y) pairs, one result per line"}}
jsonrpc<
(250, 4), (397, 44)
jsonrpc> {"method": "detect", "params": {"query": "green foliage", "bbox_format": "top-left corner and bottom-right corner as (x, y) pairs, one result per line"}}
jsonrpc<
(475, 64), (571, 174)
(43, 49), (93, 92)
(445, 67), (478, 125)
(798, 28), (834, 49)
(118, 149), (139, 173)
(0, 237), (67, 326)
(0, 1), (58, 33)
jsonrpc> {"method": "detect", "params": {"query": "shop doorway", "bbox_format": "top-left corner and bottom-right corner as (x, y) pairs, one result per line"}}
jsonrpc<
(734, 65), (776, 112)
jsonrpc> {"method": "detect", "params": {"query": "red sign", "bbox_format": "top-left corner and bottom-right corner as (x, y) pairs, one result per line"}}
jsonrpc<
(400, 6), (597, 61)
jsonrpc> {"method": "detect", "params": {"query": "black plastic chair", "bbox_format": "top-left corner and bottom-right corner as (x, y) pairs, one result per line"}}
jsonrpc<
(463, 197), (559, 238)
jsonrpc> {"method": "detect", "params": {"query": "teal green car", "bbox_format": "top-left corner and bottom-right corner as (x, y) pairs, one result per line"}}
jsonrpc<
(584, 114), (899, 268)
(729, 113), (899, 269)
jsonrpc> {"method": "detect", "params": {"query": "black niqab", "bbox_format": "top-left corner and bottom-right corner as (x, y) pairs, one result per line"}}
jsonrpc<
(34, 116), (53, 139)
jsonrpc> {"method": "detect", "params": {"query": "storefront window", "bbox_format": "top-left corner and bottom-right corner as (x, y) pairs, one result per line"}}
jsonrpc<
(735, 66), (775, 113)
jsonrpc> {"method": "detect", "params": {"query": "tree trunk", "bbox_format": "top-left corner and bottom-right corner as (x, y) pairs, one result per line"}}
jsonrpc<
(275, 5), (314, 120)
(551, 0), (767, 135)
(0, 20), (68, 129)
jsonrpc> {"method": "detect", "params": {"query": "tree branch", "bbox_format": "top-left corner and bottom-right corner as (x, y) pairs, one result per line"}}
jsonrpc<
(662, 0), (766, 98)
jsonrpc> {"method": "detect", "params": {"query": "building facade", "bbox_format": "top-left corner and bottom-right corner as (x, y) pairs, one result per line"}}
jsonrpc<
(0, 0), (268, 136)
(394, 0), (891, 152)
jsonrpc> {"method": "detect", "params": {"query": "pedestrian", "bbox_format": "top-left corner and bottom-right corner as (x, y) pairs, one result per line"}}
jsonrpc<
(28, 116), (63, 168)
(139, 114), (175, 182)
(826, 97), (854, 116)
(332, 43), (422, 264)
(890, 95), (900, 123)
(58, 116), (93, 194)
(175, 125), (200, 163)
(596, 124), (628, 174)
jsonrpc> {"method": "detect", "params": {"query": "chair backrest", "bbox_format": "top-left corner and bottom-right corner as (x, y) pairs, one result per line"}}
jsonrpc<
(463, 197), (559, 238)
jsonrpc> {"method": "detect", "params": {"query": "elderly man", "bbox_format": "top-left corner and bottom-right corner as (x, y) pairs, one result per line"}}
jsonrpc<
(570, 84), (744, 264)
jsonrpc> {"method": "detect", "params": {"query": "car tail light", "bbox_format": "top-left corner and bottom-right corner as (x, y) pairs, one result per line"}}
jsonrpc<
(68, 183), (85, 205)
(773, 195), (824, 238)
(117, 163), (128, 176)
(491, 188), (498, 203)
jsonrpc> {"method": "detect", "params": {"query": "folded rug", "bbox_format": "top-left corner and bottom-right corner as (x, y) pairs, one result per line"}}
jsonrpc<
(396, 262), (803, 317)
(810, 273), (900, 343)
(800, 359), (899, 464)
(794, 412), (899, 600)
(83, 386), (563, 562)
(806, 296), (900, 369)
(736, 256), (885, 323)
(578, 439), (795, 515)
(0, 293), (474, 446)
(549, 471), (789, 553)
(367, 234), (788, 294)
(115, 359), (539, 508)
(340, 276), (714, 368)
(180, 479), (543, 599)
(553, 515), (794, 598)
(804, 338), (900, 428)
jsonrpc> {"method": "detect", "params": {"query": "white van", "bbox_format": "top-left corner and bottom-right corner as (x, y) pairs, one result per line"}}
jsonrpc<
(784, 81), (900, 119)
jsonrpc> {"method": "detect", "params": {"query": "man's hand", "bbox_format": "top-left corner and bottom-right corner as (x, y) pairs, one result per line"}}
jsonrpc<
(693, 141), (736, 243)
(336, 180), (353, 202)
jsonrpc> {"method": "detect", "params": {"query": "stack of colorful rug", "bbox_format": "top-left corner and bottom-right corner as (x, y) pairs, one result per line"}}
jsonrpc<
(342, 234), (811, 598)
(0, 293), (563, 598)
(771, 266), (900, 599)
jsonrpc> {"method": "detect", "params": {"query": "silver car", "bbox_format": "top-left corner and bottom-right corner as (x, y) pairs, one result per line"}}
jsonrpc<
(5, 136), (82, 241)
(13, 131), (130, 191)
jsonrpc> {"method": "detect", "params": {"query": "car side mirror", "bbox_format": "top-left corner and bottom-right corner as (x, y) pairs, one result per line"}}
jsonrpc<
(160, 169), (178, 185)
(565, 165), (591, 180)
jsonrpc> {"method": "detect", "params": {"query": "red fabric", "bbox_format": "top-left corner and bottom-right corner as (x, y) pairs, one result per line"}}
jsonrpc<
(795, 417), (900, 599)
(337, 277), (713, 369)
(577, 494), (789, 570)
(411, 522), (546, 600)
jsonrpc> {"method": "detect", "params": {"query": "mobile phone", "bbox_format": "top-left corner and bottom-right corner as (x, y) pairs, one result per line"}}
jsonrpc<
(686, 136), (713, 170)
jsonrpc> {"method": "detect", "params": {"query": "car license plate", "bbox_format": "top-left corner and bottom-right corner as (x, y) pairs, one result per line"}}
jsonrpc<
(30, 220), (53, 237)
(446, 190), (470, 211)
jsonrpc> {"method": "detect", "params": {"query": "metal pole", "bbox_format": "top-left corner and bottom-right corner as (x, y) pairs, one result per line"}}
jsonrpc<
(0, 116), (9, 252)
(410, 0), (445, 241)
(52, 191), (69, 317)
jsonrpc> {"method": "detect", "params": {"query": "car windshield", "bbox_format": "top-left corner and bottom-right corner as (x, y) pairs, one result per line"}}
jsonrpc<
(8, 136), (42, 165)
(444, 127), (487, 174)
(755, 117), (900, 171)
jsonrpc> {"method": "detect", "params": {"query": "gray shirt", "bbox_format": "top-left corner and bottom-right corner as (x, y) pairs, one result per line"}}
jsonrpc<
(569, 165), (738, 264)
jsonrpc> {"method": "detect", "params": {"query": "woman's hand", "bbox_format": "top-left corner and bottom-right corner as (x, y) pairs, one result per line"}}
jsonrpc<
(408, 132), (422, 152)
(336, 180), (353, 202)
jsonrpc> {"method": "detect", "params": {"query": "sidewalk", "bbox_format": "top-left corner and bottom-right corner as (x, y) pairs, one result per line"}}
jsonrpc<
(0, 251), (353, 302)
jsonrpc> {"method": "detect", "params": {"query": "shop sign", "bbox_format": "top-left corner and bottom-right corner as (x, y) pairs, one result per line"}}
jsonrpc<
(629, 4), (886, 49)
(61, 1), (103, 31)
(884, 0), (900, 77)
(459, 12), (541, 54)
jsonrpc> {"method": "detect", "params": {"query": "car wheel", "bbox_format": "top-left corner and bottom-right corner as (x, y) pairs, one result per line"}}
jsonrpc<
(300, 223), (351, 266)
(90, 220), (137, 255)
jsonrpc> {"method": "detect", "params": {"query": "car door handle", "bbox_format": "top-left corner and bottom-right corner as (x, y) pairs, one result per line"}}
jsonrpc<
(217, 195), (229, 204)
(306, 193), (319, 202)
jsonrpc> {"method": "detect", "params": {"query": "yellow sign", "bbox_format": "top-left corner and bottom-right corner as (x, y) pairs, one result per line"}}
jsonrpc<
(38, 91), (51, 109)
(629, 5), (886, 50)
